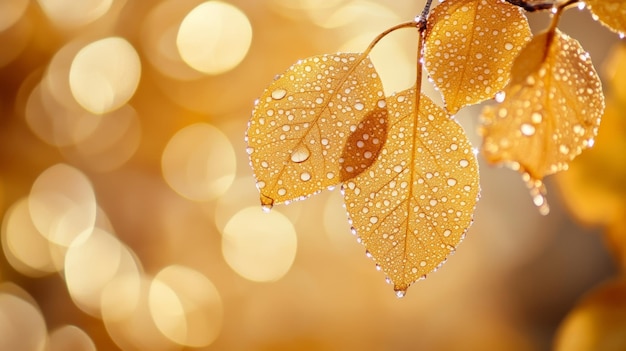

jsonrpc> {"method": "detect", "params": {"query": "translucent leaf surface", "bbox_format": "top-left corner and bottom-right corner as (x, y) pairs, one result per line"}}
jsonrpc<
(424, 0), (531, 114)
(342, 90), (480, 295)
(480, 29), (604, 214)
(586, 0), (626, 36)
(246, 53), (388, 208)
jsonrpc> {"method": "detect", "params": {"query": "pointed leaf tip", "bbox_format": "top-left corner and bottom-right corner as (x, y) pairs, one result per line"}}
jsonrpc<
(246, 53), (388, 206)
(480, 29), (604, 213)
(343, 89), (480, 292)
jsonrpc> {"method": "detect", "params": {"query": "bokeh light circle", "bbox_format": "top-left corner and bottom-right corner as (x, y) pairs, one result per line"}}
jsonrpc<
(149, 265), (223, 347)
(222, 207), (297, 282)
(177, 1), (252, 75)
(0, 291), (47, 351)
(162, 123), (236, 201)
(28, 163), (97, 247)
(69, 37), (141, 114)
(37, 0), (113, 28)
(0, 0), (29, 32)
(1, 198), (58, 276)
(48, 325), (96, 351)
(65, 228), (142, 317)
(102, 276), (181, 351)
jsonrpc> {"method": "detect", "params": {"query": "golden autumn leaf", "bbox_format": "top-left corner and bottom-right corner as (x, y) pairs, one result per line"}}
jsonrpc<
(480, 29), (604, 214)
(424, 0), (531, 114)
(586, 0), (626, 36)
(342, 90), (480, 296)
(246, 53), (388, 209)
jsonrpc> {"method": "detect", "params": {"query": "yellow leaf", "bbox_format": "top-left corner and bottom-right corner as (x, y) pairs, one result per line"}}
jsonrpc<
(342, 90), (480, 295)
(586, 0), (626, 36)
(480, 29), (604, 214)
(424, 0), (531, 114)
(246, 53), (388, 209)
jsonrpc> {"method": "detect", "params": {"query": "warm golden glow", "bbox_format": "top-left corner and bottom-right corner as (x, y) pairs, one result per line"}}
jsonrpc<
(162, 123), (236, 201)
(28, 164), (96, 247)
(1, 198), (58, 276)
(48, 325), (96, 351)
(149, 265), (223, 347)
(222, 207), (297, 282)
(69, 37), (141, 114)
(37, 0), (113, 28)
(25, 83), (104, 147)
(61, 105), (142, 172)
(0, 0), (28, 32)
(102, 277), (181, 351)
(65, 228), (142, 317)
(0, 288), (47, 351)
(177, 1), (252, 75)
(0, 1), (622, 350)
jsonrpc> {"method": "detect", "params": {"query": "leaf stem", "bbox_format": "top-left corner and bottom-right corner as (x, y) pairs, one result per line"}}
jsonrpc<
(415, 29), (425, 111)
(362, 0), (433, 57)
(545, 2), (564, 49)
(362, 21), (420, 57)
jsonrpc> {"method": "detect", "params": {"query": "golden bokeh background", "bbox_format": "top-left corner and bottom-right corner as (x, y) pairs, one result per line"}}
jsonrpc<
(0, 1), (624, 350)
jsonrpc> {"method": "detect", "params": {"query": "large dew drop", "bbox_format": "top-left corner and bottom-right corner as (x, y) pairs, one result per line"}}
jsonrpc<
(290, 144), (311, 163)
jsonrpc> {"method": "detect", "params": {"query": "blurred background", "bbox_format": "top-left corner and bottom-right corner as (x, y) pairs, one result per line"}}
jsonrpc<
(0, 0), (624, 350)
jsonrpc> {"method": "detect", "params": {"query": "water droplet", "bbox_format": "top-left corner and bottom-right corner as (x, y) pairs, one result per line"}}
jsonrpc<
(459, 159), (469, 168)
(447, 178), (457, 186)
(354, 102), (364, 111)
(370, 216), (378, 224)
(271, 89), (287, 100)
(246, 147), (254, 155)
(521, 123), (535, 136)
(531, 112), (543, 124)
(395, 289), (406, 298)
(504, 42), (514, 51)
(277, 188), (287, 196)
(377, 99), (386, 108)
(290, 144), (311, 163)
(495, 91), (506, 103)
(260, 194), (274, 212)
(300, 172), (311, 181)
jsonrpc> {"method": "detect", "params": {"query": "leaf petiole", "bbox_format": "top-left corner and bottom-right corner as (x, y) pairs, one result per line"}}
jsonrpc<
(362, 21), (420, 57)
